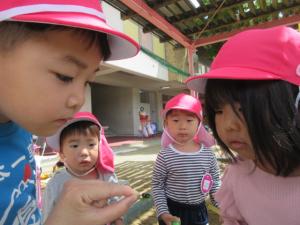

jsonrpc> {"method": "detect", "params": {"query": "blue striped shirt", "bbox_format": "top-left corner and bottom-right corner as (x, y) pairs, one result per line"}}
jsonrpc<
(152, 144), (221, 216)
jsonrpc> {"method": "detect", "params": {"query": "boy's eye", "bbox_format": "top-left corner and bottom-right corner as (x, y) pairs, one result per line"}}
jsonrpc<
(89, 143), (96, 147)
(55, 73), (73, 83)
(70, 144), (78, 148)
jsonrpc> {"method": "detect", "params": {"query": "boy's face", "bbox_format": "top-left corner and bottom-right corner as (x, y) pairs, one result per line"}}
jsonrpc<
(0, 30), (102, 136)
(60, 132), (99, 175)
(165, 109), (199, 144)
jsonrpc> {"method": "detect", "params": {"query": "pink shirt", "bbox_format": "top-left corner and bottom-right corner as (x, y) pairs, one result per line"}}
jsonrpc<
(215, 160), (300, 225)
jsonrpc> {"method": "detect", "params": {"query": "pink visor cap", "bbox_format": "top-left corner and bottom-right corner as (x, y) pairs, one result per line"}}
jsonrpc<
(0, 0), (139, 61)
(162, 93), (203, 120)
(186, 26), (300, 93)
(161, 93), (216, 148)
(46, 111), (114, 172)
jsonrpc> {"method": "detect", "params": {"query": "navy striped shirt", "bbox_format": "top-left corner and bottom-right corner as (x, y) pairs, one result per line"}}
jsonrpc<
(152, 144), (221, 216)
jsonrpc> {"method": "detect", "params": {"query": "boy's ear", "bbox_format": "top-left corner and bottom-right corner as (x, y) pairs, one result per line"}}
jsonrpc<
(59, 152), (65, 162)
(163, 119), (167, 127)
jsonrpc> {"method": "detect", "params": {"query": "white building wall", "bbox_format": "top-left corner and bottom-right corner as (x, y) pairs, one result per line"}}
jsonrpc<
(80, 84), (92, 112)
(91, 84), (135, 135)
(102, 2), (123, 32)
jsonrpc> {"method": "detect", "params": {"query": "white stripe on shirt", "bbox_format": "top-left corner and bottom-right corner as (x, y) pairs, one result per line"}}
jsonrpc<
(152, 144), (221, 216)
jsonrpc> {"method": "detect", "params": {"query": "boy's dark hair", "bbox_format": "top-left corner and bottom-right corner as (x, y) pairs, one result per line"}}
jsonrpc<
(0, 21), (111, 60)
(205, 79), (300, 176)
(59, 121), (100, 150)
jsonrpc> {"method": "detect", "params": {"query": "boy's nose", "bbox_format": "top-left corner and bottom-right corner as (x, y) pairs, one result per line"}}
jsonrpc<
(79, 148), (89, 156)
(67, 91), (85, 110)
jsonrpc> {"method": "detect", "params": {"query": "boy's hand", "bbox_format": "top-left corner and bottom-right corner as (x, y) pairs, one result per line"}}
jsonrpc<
(160, 213), (180, 225)
(113, 218), (124, 225)
(45, 179), (138, 225)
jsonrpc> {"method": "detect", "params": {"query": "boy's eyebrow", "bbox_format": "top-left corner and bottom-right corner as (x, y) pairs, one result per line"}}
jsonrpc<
(63, 55), (100, 73)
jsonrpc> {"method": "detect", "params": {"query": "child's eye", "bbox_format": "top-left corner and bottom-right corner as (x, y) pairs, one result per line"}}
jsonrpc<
(89, 143), (96, 147)
(55, 73), (73, 83)
(70, 144), (78, 148)
(214, 109), (223, 114)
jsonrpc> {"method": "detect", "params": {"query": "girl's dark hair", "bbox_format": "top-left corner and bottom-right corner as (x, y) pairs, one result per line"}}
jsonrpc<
(205, 79), (300, 176)
(59, 121), (100, 149)
(0, 21), (111, 60)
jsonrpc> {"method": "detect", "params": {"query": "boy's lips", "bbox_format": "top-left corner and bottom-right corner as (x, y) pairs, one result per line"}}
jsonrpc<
(54, 118), (72, 125)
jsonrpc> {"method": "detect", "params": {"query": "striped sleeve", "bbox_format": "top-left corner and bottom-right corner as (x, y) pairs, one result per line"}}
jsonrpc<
(152, 150), (169, 217)
(209, 150), (221, 207)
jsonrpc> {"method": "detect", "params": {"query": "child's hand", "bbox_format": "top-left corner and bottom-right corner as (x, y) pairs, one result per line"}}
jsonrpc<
(113, 218), (124, 225)
(160, 213), (180, 225)
(45, 179), (138, 225)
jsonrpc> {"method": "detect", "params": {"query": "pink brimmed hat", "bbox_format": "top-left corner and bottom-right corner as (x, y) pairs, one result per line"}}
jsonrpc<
(46, 111), (114, 172)
(186, 26), (300, 92)
(161, 93), (216, 148)
(0, 0), (139, 61)
(162, 93), (202, 120)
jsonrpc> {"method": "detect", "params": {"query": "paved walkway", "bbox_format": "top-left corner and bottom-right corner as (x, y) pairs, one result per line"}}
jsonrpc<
(111, 136), (160, 225)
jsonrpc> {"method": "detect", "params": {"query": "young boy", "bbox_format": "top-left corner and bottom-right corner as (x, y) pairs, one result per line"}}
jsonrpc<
(0, 0), (139, 224)
(43, 112), (124, 225)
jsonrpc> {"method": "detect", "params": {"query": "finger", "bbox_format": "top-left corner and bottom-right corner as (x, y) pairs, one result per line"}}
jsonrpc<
(89, 194), (138, 224)
(64, 179), (138, 202)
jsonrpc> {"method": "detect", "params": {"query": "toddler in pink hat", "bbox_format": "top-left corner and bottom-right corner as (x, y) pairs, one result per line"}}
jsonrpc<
(152, 93), (221, 225)
(43, 112), (123, 225)
(0, 0), (139, 224)
(186, 26), (300, 225)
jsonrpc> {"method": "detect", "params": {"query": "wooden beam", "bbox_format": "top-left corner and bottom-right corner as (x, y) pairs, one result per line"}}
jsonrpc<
(172, 0), (252, 25)
(120, 0), (192, 47)
(142, 0), (252, 34)
(193, 14), (300, 47)
(122, 0), (179, 20)
(162, 3), (300, 42)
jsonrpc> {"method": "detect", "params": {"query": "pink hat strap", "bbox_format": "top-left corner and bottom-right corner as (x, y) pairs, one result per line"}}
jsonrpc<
(97, 127), (114, 173)
(161, 127), (184, 148)
(161, 123), (216, 148)
(0, 2), (105, 22)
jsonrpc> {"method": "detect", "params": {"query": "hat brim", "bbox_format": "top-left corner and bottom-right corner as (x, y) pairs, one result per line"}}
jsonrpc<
(162, 106), (202, 120)
(46, 117), (100, 151)
(186, 66), (280, 93)
(13, 12), (140, 61)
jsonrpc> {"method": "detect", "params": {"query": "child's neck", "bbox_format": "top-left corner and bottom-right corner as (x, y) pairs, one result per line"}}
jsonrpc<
(172, 141), (200, 153)
(66, 166), (98, 179)
(80, 168), (98, 180)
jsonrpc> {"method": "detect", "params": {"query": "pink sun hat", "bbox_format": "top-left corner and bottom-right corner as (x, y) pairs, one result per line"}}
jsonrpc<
(0, 0), (139, 61)
(161, 93), (215, 148)
(162, 93), (203, 120)
(46, 111), (114, 173)
(186, 26), (300, 93)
